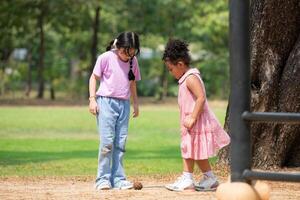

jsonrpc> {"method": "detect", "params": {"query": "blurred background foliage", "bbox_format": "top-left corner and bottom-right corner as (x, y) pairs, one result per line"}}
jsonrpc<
(0, 0), (229, 101)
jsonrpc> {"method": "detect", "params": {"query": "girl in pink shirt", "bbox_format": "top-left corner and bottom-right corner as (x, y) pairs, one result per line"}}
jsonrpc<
(89, 32), (141, 190)
(163, 39), (230, 192)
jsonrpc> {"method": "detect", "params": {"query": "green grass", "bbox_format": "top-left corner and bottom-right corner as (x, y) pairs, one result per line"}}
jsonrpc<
(0, 103), (226, 177)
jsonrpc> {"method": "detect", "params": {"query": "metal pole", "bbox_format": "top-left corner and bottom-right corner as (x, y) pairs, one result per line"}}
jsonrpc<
(243, 170), (300, 182)
(229, 0), (251, 182)
(242, 111), (300, 123)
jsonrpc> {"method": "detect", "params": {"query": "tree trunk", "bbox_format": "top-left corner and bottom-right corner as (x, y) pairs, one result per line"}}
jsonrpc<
(25, 52), (32, 97)
(90, 6), (100, 75)
(37, 5), (45, 99)
(158, 65), (168, 100)
(50, 81), (55, 100)
(87, 6), (100, 97)
(219, 0), (300, 169)
(0, 48), (11, 96)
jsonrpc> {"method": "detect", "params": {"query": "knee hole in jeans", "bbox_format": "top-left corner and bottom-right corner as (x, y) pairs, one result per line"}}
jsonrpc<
(101, 144), (113, 155)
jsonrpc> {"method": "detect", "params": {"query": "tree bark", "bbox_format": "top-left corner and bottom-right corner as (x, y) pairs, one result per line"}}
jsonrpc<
(219, 0), (300, 169)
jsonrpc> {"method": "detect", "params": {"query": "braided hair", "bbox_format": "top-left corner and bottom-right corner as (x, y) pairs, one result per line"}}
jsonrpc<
(128, 59), (135, 80)
(106, 32), (140, 81)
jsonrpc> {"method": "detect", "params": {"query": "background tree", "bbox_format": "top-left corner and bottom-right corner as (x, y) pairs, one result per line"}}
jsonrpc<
(219, 0), (300, 168)
(0, 0), (29, 95)
(190, 0), (229, 98)
(119, 0), (228, 99)
(0, 0), (229, 101)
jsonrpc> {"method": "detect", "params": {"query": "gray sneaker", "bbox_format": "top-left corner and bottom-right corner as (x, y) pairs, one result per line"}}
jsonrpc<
(195, 175), (219, 191)
(95, 180), (112, 190)
(114, 180), (133, 190)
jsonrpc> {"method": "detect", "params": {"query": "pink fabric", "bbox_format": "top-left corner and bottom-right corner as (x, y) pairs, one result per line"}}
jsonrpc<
(93, 49), (141, 100)
(178, 68), (230, 160)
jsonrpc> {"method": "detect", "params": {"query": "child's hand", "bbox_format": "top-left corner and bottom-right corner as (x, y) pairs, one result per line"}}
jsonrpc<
(89, 99), (99, 115)
(132, 102), (139, 118)
(183, 116), (196, 130)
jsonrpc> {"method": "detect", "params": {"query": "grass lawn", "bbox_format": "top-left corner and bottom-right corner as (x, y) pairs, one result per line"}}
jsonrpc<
(0, 101), (227, 177)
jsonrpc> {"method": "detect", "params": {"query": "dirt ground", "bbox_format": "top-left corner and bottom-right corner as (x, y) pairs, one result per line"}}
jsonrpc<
(1, 176), (300, 200)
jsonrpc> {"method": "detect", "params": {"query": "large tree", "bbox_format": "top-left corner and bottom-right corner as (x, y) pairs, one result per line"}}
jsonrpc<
(219, 0), (300, 169)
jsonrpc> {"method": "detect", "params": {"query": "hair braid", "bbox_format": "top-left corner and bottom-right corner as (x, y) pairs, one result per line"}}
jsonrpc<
(128, 58), (135, 81)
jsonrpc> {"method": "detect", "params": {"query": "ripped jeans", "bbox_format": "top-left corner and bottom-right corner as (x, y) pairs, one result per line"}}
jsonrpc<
(95, 96), (130, 187)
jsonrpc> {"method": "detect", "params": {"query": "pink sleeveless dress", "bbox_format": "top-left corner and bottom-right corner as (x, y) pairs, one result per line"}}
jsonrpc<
(178, 68), (230, 160)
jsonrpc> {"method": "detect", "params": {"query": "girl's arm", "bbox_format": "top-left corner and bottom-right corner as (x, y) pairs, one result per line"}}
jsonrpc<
(184, 75), (205, 129)
(89, 73), (100, 115)
(130, 80), (139, 117)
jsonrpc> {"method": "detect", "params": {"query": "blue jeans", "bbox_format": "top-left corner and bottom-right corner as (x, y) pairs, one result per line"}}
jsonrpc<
(95, 96), (130, 187)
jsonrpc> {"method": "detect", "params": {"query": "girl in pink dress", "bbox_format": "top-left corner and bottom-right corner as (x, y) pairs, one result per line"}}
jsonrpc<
(163, 39), (230, 192)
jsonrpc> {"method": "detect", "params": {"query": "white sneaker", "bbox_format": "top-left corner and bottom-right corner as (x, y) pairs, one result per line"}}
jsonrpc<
(114, 180), (133, 190)
(95, 180), (112, 190)
(165, 175), (194, 192)
(195, 174), (219, 191)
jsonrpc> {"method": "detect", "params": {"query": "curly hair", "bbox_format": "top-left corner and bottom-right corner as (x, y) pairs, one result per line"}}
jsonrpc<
(162, 39), (191, 65)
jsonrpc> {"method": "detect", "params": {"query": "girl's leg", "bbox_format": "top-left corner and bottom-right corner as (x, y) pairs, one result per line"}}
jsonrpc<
(195, 159), (211, 173)
(182, 158), (195, 181)
(195, 159), (219, 191)
(95, 97), (118, 188)
(183, 158), (195, 173)
(111, 99), (131, 188)
(165, 158), (195, 191)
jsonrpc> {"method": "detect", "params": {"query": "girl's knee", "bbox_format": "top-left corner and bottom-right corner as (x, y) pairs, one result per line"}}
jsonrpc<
(101, 143), (113, 155)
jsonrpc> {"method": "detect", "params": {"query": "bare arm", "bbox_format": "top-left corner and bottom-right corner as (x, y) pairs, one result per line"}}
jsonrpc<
(89, 73), (100, 115)
(130, 80), (139, 117)
(184, 75), (205, 129)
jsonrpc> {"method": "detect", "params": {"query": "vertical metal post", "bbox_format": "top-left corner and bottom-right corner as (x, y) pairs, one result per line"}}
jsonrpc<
(229, 0), (251, 182)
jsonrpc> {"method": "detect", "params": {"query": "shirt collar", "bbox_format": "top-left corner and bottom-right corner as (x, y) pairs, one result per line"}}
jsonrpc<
(178, 68), (200, 84)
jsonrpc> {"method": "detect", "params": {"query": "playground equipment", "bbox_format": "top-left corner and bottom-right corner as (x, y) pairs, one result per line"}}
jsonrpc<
(217, 0), (300, 199)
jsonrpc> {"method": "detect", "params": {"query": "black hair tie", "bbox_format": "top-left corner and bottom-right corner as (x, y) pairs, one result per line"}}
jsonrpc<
(128, 59), (135, 81)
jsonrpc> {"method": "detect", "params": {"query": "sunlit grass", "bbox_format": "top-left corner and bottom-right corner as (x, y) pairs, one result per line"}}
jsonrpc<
(0, 101), (227, 176)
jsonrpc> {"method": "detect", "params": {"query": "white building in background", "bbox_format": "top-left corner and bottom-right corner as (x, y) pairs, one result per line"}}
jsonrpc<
(140, 44), (210, 62)
(12, 48), (27, 61)
(140, 47), (154, 59)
